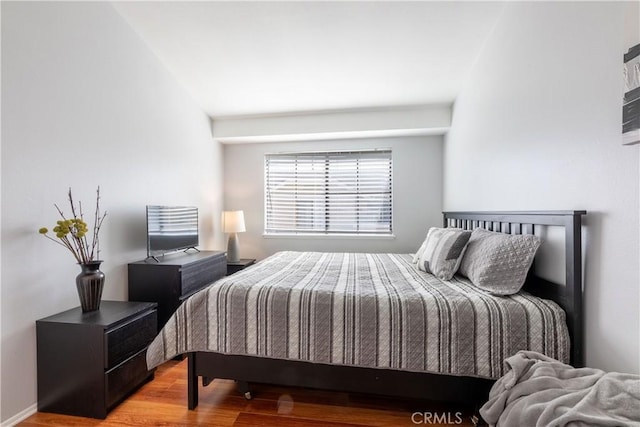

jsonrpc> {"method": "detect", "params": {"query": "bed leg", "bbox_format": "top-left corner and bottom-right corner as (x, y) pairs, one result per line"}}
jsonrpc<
(236, 380), (253, 400)
(188, 353), (198, 410)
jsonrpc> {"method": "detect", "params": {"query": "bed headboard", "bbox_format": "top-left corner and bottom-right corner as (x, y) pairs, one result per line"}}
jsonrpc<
(442, 210), (586, 367)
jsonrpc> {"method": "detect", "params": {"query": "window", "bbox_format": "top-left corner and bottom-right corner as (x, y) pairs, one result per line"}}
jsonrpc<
(265, 150), (392, 235)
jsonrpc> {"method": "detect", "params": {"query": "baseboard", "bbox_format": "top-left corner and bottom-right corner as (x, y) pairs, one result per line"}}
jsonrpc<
(1, 404), (37, 427)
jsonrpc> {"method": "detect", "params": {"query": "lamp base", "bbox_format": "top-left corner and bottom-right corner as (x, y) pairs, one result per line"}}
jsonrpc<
(227, 232), (240, 263)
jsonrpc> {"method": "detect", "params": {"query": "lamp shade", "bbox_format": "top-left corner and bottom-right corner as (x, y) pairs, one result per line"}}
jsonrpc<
(223, 210), (246, 233)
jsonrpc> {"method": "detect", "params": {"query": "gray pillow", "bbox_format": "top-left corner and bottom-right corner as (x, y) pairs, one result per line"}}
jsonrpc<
(459, 228), (541, 295)
(416, 227), (472, 280)
(412, 236), (429, 264)
(413, 227), (463, 264)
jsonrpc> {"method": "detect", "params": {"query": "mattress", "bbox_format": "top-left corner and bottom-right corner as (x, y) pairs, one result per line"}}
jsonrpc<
(146, 251), (569, 379)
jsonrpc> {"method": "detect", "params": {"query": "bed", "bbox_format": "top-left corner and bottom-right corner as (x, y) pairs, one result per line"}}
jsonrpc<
(145, 210), (586, 409)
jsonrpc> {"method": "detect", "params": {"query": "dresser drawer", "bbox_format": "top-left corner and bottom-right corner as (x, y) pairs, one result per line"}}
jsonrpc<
(105, 348), (153, 410)
(180, 255), (226, 297)
(105, 309), (157, 370)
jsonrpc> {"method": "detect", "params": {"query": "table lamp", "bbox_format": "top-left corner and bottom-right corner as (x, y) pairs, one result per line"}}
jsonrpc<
(223, 210), (245, 263)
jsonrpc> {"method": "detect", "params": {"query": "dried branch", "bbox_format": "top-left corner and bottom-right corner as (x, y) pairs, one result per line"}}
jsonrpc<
(38, 187), (106, 264)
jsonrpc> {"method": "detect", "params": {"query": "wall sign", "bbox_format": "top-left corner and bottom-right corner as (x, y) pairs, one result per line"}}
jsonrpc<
(623, 43), (640, 145)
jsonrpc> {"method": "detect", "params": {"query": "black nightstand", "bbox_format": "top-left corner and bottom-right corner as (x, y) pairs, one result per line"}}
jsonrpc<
(36, 301), (157, 419)
(227, 258), (256, 275)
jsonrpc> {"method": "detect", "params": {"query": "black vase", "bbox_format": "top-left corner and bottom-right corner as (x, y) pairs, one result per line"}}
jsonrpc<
(76, 261), (105, 312)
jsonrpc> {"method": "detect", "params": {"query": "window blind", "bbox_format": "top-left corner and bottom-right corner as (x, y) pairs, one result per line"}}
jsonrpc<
(265, 150), (392, 235)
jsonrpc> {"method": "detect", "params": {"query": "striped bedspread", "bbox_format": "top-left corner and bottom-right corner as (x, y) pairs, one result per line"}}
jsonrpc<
(146, 251), (569, 379)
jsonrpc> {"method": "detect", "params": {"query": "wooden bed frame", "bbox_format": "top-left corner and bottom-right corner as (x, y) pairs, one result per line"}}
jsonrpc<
(187, 210), (586, 409)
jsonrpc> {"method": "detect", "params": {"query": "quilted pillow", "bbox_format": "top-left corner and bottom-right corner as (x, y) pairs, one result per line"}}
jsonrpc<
(459, 228), (541, 295)
(416, 227), (472, 280)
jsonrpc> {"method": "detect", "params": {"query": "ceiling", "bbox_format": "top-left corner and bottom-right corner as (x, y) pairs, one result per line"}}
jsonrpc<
(112, 1), (504, 118)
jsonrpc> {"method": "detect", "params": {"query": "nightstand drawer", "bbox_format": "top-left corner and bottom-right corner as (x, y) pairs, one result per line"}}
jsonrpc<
(180, 255), (226, 297)
(105, 309), (156, 370)
(105, 348), (152, 410)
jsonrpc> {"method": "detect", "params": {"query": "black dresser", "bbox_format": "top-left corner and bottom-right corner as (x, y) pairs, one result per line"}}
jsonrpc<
(36, 301), (157, 419)
(128, 251), (226, 331)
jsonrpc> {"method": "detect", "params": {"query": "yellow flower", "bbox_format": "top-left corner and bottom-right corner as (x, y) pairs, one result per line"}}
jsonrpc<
(38, 227), (48, 234)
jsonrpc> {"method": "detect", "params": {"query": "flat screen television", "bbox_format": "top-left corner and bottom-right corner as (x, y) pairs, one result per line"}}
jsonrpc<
(146, 205), (199, 258)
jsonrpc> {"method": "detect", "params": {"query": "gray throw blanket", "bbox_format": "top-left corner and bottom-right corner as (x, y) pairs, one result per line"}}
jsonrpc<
(480, 351), (640, 427)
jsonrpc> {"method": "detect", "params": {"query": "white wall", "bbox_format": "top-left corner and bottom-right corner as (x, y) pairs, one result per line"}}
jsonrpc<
(224, 136), (443, 260)
(624, 1), (639, 48)
(626, 0), (640, 372)
(444, 2), (639, 374)
(1, 2), (224, 422)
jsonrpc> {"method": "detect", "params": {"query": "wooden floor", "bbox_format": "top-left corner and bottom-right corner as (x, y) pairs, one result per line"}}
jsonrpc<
(21, 359), (480, 426)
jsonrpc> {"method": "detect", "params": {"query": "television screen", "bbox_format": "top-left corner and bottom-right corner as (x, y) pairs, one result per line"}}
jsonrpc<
(147, 205), (199, 257)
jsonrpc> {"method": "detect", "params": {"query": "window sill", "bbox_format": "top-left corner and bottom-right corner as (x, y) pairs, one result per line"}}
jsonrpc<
(263, 233), (396, 240)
